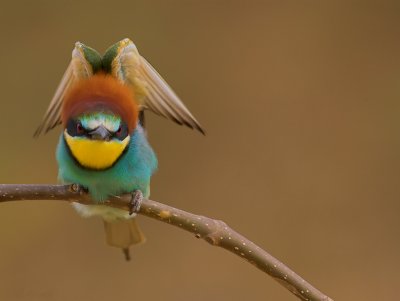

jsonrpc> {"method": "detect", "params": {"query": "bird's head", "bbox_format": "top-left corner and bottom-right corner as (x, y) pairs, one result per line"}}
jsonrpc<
(61, 74), (138, 170)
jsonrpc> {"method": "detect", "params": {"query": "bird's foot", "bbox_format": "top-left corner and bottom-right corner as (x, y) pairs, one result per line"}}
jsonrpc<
(69, 183), (88, 194)
(129, 190), (143, 215)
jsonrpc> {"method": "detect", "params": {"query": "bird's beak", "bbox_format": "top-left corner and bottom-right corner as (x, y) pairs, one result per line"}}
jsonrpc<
(89, 125), (111, 141)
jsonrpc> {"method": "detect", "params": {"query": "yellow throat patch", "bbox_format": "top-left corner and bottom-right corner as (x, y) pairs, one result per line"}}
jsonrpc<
(64, 131), (130, 169)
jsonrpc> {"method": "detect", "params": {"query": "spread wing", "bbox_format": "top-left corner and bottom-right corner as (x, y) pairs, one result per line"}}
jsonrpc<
(107, 38), (205, 134)
(34, 42), (101, 137)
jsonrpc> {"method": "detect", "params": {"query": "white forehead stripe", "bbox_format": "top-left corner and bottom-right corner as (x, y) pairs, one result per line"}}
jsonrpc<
(83, 115), (120, 132)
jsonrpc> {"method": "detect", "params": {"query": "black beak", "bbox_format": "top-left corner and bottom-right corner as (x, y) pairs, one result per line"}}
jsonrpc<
(89, 125), (111, 141)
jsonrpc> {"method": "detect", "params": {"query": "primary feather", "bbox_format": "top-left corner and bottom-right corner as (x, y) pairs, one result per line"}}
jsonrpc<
(34, 42), (100, 137)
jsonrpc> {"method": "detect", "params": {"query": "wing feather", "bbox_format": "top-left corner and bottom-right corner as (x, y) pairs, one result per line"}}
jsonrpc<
(33, 62), (74, 137)
(140, 70), (185, 124)
(113, 39), (205, 134)
(139, 56), (205, 134)
(34, 43), (95, 137)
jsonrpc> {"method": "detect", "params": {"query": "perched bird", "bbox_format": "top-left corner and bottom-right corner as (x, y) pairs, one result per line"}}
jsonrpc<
(35, 39), (204, 259)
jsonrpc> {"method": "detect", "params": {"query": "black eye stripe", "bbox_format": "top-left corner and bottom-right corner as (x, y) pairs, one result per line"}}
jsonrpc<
(66, 119), (129, 140)
(112, 121), (129, 140)
(67, 119), (86, 137)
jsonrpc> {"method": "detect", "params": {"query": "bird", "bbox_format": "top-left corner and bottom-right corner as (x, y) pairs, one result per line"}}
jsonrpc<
(35, 38), (204, 259)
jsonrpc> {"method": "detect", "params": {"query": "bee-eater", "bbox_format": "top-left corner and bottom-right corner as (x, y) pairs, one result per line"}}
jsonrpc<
(35, 39), (204, 259)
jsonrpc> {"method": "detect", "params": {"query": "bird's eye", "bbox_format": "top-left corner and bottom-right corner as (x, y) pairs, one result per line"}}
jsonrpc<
(113, 123), (128, 140)
(76, 123), (84, 134)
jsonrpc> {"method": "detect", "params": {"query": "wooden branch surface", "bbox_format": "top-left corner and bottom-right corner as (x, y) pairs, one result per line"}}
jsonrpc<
(0, 184), (333, 301)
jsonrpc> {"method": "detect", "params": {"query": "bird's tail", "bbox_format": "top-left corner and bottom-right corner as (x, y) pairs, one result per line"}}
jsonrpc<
(103, 218), (146, 260)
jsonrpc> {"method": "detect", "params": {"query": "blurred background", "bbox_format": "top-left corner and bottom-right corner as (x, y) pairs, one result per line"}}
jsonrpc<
(0, 1), (399, 300)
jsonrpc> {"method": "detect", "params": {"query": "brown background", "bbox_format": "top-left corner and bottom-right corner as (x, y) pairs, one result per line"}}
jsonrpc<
(0, 1), (399, 300)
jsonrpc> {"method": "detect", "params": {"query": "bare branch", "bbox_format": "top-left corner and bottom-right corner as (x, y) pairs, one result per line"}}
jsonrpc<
(0, 184), (333, 301)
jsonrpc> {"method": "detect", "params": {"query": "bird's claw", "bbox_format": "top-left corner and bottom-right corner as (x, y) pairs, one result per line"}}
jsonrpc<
(69, 183), (88, 194)
(129, 190), (143, 215)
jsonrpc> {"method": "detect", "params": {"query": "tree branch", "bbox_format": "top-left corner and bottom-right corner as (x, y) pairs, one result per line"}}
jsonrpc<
(0, 184), (333, 301)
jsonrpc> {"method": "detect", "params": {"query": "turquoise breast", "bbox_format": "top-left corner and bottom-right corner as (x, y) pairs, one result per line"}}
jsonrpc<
(56, 126), (158, 201)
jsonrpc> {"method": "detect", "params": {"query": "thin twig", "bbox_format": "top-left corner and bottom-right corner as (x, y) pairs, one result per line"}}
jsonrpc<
(0, 184), (333, 301)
